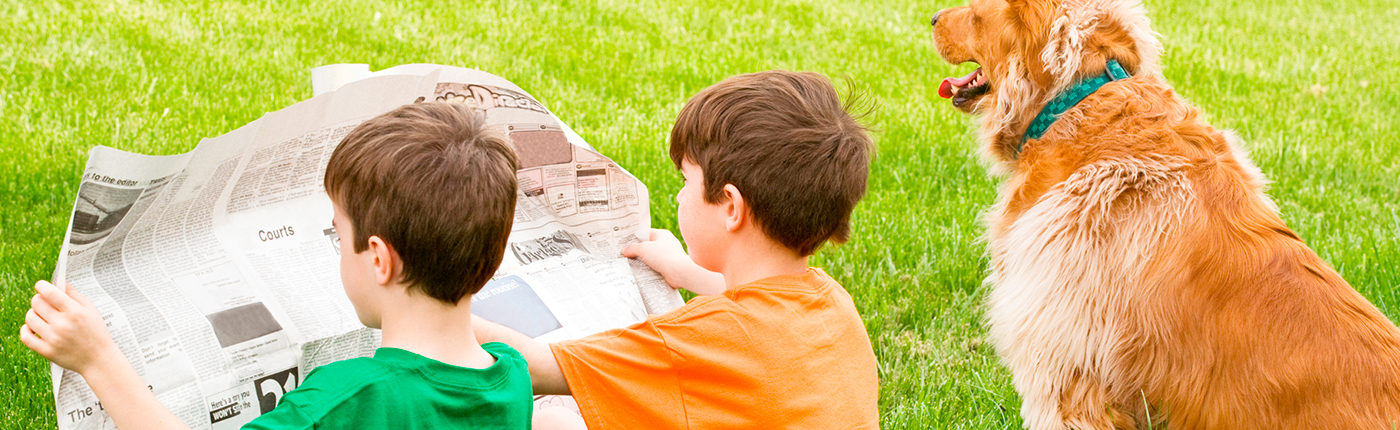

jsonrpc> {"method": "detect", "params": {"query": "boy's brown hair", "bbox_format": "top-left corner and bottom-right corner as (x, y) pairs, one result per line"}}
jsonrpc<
(670, 70), (873, 256)
(324, 102), (519, 304)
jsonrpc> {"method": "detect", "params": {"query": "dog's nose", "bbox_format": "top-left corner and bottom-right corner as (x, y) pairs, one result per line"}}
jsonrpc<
(931, 9), (946, 27)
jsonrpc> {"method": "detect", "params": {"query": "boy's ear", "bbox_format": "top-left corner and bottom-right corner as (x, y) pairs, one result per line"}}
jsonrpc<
(366, 236), (401, 287)
(721, 184), (747, 233)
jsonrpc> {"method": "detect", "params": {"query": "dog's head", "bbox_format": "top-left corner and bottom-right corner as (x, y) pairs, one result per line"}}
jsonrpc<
(930, 0), (1162, 165)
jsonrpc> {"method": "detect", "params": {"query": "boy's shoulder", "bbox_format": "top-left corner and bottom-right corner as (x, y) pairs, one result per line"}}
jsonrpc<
(300, 344), (529, 394)
(651, 267), (851, 326)
(264, 350), (421, 420)
(732, 267), (841, 293)
(308, 352), (398, 379)
(245, 345), (532, 430)
(240, 355), (404, 429)
(286, 352), (407, 405)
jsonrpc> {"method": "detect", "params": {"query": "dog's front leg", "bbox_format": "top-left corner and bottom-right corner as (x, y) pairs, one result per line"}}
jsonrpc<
(1057, 375), (1141, 430)
(1014, 369), (1137, 430)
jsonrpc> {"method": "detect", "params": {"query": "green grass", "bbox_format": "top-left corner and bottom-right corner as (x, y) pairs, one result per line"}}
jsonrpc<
(2, 0), (1397, 428)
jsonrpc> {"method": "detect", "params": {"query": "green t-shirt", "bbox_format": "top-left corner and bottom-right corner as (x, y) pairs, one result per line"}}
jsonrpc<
(242, 343), (533, 429)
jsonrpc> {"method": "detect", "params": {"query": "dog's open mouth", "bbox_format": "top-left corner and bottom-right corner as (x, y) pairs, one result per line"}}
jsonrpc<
(939, 67), (990, 109)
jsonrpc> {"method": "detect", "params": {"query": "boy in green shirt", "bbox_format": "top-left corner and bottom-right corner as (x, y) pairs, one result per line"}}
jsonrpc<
(21, 102), (533, 429)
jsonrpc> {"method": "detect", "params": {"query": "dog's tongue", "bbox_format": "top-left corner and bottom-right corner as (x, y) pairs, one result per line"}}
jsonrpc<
(939, 68), (982, 99)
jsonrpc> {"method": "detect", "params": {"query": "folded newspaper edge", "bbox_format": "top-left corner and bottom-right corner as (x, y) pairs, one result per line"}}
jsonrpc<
(49, 65), (683, 430)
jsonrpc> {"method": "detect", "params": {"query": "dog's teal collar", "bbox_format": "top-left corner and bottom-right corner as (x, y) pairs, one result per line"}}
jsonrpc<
(1019, 60), (1131, 152)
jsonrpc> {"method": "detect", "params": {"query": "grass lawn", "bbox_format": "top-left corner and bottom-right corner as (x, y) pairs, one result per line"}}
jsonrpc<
(2, 0), (1397, 428)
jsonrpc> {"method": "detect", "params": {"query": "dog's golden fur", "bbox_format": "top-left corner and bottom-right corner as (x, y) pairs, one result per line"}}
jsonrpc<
(931, 0), (1400, 428)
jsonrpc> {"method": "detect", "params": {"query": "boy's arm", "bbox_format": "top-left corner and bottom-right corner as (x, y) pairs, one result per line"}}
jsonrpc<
(19, 281), (191, 430)
(622, 229), (726, 295)
(472, 315), (571, 395)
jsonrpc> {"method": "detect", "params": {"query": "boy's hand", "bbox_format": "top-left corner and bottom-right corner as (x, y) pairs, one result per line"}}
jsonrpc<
(21, 280), (191, 430)
(621, 229), (688, 270)
(20, 280), (121, 375)
(622, 229), (726, 295)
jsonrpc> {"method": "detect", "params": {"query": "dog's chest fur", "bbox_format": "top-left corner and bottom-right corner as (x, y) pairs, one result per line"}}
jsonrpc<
(982, 90), (1198, 428)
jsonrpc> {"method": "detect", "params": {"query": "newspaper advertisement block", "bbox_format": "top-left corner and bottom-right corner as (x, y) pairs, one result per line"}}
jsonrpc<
(49, 64), (683, 430)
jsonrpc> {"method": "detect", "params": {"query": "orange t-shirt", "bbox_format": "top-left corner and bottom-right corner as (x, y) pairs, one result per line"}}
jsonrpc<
(550, 268), (879, 429)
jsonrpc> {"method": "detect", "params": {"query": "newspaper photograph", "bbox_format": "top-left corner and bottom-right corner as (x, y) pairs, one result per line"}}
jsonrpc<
(48, 64), (683, 430)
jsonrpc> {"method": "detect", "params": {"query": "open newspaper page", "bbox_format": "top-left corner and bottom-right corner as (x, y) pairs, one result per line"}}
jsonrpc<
(49, 65), (683, 430)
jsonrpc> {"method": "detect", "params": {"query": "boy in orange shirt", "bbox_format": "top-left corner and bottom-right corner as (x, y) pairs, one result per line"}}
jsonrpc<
(477, 70), (879, 429)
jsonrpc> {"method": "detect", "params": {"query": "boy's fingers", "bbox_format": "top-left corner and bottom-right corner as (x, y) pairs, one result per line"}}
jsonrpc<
(25, 309), (56, 340)
(35, 281), (75, 312)
(621, 243), (642, 258)
(30, 293), (61, 321)
(19, 325), (53, 357)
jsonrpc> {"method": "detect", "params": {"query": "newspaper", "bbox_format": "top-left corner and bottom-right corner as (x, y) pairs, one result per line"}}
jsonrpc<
(48, 64), (684, 430)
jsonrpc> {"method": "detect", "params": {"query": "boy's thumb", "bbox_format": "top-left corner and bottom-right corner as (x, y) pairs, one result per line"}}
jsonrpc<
(621, 243), (642, 259)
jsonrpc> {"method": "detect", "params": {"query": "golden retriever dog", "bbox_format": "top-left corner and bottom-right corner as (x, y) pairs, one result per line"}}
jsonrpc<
(929, 0), (1400, 428)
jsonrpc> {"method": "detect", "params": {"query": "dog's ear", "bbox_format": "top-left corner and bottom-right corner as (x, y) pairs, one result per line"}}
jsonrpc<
(1005, 0), (1058, 32)
(1003, 0), (1061, 90)
(1083, 24), (1142, 74)
(1042, 0), (1162, 90)
(1038, 0), (1096, 92)
(1096, 0), (1163, 77)
(1005, 0), (1055, 10)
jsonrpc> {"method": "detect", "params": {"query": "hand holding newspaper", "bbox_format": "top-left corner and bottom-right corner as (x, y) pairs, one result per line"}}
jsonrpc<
(47, 64), (683, 430)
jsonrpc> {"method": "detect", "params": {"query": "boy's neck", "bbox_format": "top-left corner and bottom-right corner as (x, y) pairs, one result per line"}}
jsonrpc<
(718, 234), (810, 290)
(377, 292), (495, 369)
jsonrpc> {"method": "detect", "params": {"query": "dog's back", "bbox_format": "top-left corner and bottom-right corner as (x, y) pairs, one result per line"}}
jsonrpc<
(1141, 103), (1400, 427)
(989, 73), (1400, 428)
